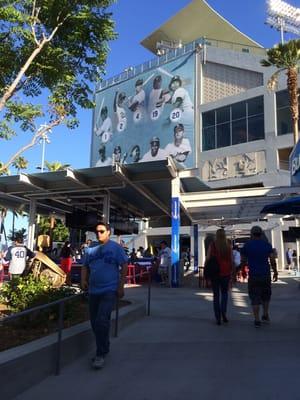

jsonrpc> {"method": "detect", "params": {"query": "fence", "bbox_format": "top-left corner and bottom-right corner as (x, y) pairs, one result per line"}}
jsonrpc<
(0, 273), (152, 376)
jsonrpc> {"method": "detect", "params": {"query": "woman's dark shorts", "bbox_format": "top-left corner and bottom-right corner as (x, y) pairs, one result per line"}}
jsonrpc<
(248, 276), (271, 305)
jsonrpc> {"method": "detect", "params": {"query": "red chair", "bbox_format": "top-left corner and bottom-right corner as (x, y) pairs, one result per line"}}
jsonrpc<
(127, 264), (136, 284)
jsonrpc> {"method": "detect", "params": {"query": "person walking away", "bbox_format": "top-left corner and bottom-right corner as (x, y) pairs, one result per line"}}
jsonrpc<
(60, 241), (75, 285)
(241, 226), (278, 328)
(205, 229), (232, 325)
(286, 248), (293, 271)
(158, 241), (171, 285)
(81, 222), (128, 370)
(4, 236), (35, 280)
(232, 245), (241, 282)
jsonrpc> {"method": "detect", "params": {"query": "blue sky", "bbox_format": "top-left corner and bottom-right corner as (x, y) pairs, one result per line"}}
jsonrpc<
(2, 0), (299, 234)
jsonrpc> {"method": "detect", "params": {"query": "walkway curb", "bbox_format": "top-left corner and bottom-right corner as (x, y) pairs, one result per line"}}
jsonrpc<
(0, 299), (146, 400)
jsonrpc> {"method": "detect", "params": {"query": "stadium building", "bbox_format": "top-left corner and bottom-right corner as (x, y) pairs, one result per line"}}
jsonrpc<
(90, 0), (299, 272)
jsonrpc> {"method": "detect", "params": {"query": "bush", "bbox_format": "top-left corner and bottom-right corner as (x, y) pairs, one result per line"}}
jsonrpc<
(0, 275), (77, 313)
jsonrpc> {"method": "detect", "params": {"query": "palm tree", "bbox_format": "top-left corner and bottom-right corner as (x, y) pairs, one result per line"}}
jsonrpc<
(261, 39), (300, 144)
(44, 161), (70, 172)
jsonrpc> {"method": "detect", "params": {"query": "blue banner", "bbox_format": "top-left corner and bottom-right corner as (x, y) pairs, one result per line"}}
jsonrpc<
(91, 53), (195, 168)
(171, 197), (180, 287)
(290, 140), (300, 186)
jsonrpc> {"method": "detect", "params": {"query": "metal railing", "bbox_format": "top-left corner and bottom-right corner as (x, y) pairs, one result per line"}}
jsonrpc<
(0, 292), (85, 376)
(0, 274), (152, 375)
(96, 37), (265, 92)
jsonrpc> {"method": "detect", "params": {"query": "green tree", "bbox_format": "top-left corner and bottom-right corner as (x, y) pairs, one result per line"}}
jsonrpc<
(0, 0), (116, 175)
(261, 39), (300, 144)
(44, 161), (70, 171)
(37, 215), (69, 242)
(7, 227), (27, 241)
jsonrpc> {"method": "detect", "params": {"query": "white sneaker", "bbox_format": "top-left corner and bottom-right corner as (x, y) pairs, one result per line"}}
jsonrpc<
(92, 356), (105, 369)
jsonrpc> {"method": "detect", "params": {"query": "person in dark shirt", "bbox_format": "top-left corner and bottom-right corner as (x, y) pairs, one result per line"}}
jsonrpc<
(241, 226), (278, 328)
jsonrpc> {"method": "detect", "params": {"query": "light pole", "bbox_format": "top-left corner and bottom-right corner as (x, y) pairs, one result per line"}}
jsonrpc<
(266, 0), (300, 44)
(38, 124), (51, 172)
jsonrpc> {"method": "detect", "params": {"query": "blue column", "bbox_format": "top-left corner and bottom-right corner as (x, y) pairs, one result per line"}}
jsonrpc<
(193, 224), (198, 274)
(171, 197), (180, 287)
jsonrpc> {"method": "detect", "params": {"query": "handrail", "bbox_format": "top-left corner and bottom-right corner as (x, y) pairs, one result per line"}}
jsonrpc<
(0, 291), (85, 376)
(96, 36), (265, 92)
(1, 275), (152, 375)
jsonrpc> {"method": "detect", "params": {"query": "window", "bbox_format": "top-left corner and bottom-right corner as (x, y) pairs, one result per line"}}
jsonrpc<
(217, 122), (230, 148)
(202, 96), (264, 150)
(276, 90), (299, 135)
(232, 118), (247, 145)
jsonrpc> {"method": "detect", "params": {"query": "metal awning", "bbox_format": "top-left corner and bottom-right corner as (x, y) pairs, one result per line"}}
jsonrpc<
(0, 159), (208, 221)
(181, 185), (300, 225)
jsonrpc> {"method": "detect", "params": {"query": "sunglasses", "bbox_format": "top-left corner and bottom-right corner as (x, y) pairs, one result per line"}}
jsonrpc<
(96, 230), (106, 234)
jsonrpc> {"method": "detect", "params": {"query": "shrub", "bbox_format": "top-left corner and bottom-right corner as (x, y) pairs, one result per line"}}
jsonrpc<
(0, 275), (77, 313)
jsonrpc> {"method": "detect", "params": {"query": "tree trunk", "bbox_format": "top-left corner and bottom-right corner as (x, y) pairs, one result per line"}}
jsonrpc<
(287, 67), (299, 144)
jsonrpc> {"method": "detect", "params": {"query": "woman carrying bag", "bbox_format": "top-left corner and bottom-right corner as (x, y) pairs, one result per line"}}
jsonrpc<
(205, 229), (233, 325)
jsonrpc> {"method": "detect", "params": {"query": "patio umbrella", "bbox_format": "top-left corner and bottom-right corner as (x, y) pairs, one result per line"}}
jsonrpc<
(261, 196), (300, 215)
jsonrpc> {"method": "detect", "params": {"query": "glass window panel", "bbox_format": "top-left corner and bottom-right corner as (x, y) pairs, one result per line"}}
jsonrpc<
(276, 90), (289, 108)
(247, 96), (264, 116)
(216, 122), (230, 148)
(232, 102), (246, 120)
(232, 118), (247, 145)
(216, 106), (230, 124)
(202, 126), (215, 150)
(248, 115), (265, 141)
(277, 107), (292, 135)
(202, 111), (215, 128)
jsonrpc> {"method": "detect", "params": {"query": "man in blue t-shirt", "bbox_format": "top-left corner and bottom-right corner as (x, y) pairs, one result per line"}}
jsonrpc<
(241, 226), (278, 328)
(81, 222), (128, 369)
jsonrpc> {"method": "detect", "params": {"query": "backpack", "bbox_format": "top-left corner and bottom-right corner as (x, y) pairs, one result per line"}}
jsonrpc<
(204, 255), (220, 279)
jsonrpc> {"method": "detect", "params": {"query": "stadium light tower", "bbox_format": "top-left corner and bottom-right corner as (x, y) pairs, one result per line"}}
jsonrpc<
(266, 0), (300, 43)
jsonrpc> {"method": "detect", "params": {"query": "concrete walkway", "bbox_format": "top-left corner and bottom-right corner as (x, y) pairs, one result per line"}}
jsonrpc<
(16, 275), (300, 400)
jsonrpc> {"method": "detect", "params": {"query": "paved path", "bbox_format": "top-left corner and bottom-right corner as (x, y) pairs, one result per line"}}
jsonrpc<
(16, 276), (300, 400)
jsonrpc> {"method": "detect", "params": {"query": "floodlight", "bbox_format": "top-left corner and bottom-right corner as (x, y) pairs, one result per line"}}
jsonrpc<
(266, 0), (300, 42)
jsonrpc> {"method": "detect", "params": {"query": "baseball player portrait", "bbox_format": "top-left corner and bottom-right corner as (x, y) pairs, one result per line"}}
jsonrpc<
(164, 124), (191, 163)
(128, 78), (145, 123)
(129, 145), (141, 163)
(140, 136), (167, 162)
(113, 91), (127, 132)
(148, 75), (169, 118)
(94, 106), (113, 143)
(95, 144), (112, 167)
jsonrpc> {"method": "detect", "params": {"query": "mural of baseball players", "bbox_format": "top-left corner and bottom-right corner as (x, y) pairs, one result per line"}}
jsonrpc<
(91, 52), (195, 169)
(164, 124), (191, 163)
(95, 144), (112, 167)
(114, 91), (127, 132)
(128, 78), (146, 123)
(140, 136), (167, 162)
(94, 106), (113, 143)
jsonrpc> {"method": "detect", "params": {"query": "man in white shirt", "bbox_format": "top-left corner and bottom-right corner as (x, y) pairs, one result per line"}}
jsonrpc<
(4, 236), (35, 279)
(164, 124), (191, 163)
(158, 241), (171, 285)
(94, 106), (112, 142)
(114, 91), (127, 132)
(140, 137), (167, 162)
(128, 79), (145, 122)
(95, 145), (112, 167)
(169, 76), (193, 113)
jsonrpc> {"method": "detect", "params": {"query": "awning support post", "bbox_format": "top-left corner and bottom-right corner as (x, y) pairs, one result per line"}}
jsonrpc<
(28, 199), (36, 250)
